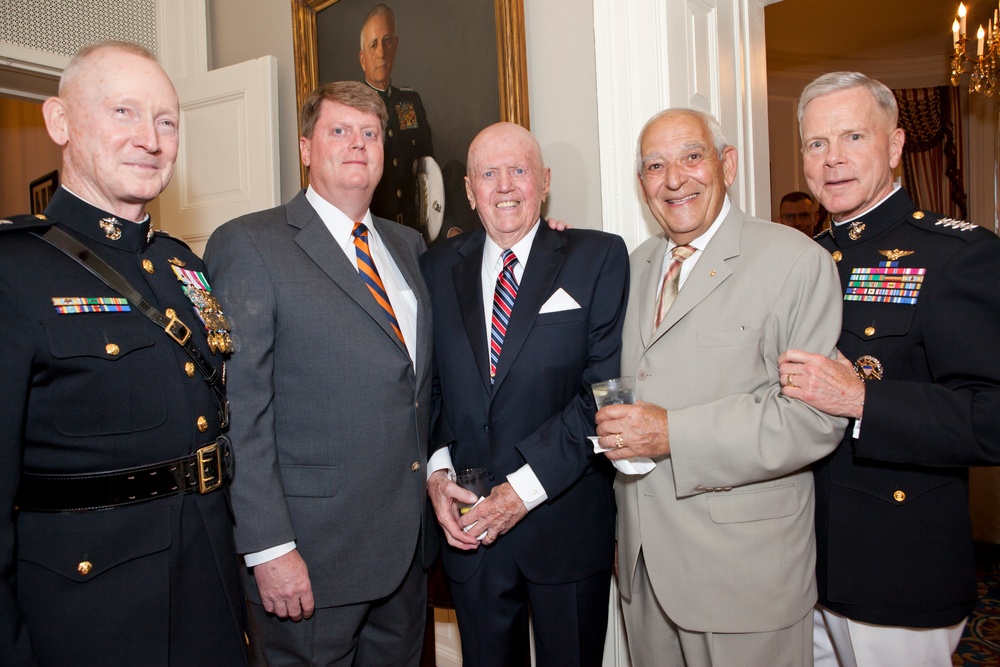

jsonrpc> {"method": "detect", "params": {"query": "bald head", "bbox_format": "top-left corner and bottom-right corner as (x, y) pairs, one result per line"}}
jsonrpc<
(58, 41), (157, 98)
(43, 41), (180, 221)
(465, 122), (551, 248)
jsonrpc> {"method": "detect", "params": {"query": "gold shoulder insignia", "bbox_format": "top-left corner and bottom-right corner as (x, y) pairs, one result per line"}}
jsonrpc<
(878, 249), (914, 262)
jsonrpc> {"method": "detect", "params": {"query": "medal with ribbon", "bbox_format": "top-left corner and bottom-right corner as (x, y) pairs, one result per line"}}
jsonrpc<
(171, 265), (234, 354)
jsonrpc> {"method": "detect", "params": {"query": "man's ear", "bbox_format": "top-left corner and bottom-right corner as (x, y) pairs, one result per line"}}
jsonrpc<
(42, 97), (70, 147)
(299, 136), (311, 168)
(464, 176), (476, 210)
(888, 127), (905, 170)
(721, 146), (739, 189)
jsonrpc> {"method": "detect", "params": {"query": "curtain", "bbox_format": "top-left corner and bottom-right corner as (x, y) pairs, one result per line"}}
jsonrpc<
(893, 86), (967, 220)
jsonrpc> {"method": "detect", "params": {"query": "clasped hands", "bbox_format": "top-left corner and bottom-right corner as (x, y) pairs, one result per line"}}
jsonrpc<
(595, 401), (671, 460)
(427, 471), (528, 550)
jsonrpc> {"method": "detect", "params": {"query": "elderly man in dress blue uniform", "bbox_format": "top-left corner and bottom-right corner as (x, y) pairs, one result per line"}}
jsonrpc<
(359, 3), (434, 232)
(0, 41), (247, 666)
(778, 71), (1000, 667)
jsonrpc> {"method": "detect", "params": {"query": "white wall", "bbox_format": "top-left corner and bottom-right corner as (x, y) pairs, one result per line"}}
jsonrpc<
(524, 1), (604, 231)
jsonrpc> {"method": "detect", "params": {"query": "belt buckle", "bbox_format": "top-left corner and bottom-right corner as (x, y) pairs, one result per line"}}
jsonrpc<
(165, 313), (192, 346)
(196, 443), (223, 494)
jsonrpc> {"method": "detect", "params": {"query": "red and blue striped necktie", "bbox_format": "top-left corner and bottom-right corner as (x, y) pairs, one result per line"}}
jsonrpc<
(352, 223), (405, 345)
(490, 249), (519, 384)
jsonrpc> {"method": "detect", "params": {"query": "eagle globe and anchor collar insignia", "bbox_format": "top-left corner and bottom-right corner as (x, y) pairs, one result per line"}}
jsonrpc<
(854, 355), (884, 382)
(99, 216), (122, 240)
(848, 220), (866, 240)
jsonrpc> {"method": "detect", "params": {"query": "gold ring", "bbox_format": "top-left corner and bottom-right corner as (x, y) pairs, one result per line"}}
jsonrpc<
(614, 433), (625, 449)
(786, 373), (796, 388)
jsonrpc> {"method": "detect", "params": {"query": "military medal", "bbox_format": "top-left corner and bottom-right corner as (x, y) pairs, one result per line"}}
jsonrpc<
(168, 257), (187, 267)
(854, 355), (883, 381)
(848, 221), (865, 240)
(99, 217), (122, 240)
(170, 265), (234, 354)
(396, 101), (418, 130)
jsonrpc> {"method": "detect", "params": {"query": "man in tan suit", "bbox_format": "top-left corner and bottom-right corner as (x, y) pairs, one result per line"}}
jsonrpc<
(595, 108), (846, 666)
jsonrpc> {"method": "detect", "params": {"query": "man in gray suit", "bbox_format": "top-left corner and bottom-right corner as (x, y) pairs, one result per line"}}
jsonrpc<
(204, 81), (433, 666)
(595, 108), (846, 666)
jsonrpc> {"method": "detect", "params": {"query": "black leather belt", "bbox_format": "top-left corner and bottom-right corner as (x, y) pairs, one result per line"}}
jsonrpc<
(16, 437), (232, 512)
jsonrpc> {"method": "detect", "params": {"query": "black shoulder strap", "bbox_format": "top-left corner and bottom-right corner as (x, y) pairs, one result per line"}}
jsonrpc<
(32, 225), (229, 428)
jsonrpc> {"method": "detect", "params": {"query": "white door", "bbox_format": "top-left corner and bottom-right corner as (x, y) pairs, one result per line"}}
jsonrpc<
(158, 56), (280, 256)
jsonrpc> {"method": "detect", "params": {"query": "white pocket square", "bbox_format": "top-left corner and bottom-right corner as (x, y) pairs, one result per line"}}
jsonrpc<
(539, 288), (580, 314)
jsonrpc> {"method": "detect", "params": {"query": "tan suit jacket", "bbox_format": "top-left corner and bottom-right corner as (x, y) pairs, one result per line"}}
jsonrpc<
(616, 206), (846, 634)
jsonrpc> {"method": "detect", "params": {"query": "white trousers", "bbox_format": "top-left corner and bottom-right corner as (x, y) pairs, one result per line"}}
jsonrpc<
(813, 605), (967, 667)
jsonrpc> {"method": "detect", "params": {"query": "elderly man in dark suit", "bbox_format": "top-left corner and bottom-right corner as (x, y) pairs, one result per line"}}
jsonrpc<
(421, 122), (629, 667)
(778, 71), (1000, 667)
(205, 81), (434, 666)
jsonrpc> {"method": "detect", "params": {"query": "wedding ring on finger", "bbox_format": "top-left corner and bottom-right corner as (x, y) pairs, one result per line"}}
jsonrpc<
(614, 433), (625, 449)
(786, 373), (796, 388)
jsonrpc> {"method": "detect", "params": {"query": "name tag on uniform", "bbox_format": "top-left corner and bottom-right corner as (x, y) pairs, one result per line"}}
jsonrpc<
(52, 297), (131, 314)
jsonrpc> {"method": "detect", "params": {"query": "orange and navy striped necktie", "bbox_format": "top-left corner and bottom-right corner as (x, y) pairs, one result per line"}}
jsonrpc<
(352, 223), (405, 345)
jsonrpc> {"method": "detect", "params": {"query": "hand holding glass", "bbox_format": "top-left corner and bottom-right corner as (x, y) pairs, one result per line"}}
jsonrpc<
(591, 376), (635, 409)
(454, 467), (486, 515)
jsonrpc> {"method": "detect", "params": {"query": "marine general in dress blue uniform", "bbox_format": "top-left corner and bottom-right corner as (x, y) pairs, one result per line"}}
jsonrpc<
(359, 4), (434, 232)
(0, 42), (247, 666)
(778, 72), (1000, 667)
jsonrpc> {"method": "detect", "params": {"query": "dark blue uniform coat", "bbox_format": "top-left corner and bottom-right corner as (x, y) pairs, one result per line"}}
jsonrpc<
(0, 189), (247, 666)
(814, 188), (1000, 627)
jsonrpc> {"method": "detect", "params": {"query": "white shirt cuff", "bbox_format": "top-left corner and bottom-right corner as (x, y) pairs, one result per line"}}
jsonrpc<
(244, 541), (296, 568)
(507, 464), (547, 511)
(852, 417), (862, 439)
(427, 447), (455, 480)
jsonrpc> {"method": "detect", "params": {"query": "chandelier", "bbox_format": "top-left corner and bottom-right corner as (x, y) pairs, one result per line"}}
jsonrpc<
(951, 2), (1000, 95)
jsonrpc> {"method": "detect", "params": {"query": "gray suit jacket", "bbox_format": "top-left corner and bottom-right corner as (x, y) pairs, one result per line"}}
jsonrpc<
(616, 205), (846, 633)
(204, 190), (434, 607)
